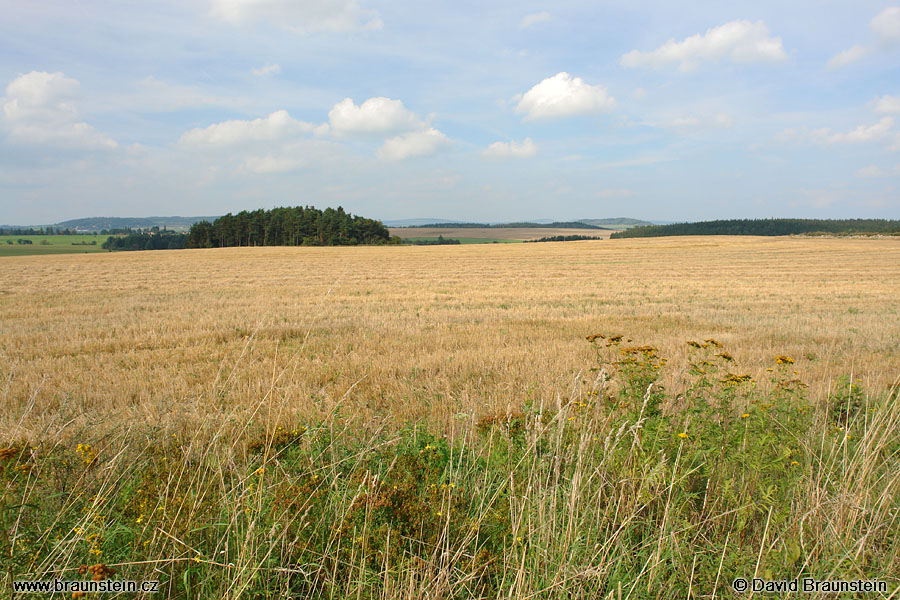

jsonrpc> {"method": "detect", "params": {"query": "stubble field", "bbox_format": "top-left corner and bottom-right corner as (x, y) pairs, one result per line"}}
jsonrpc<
(1, 236), (899, 598)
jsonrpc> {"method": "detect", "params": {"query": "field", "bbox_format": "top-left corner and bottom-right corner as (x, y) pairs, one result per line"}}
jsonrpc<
(0, 234), (109, 256)
(1, 236), (899, 598)
(388, 226), (612, 242)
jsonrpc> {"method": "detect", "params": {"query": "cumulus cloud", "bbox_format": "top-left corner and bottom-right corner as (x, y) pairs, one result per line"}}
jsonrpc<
(323, 97), (425, 137)
(777, 118), (895, 146)
(519, 11), (551, 29)
(827, 44), (871, 69)
(377, 128), (451, 160)
(871, 6), (900, 45)
(595, 189), (635, 198)
(829, 7), (900, 68)
(242, 154), (306, 173)
(251, 64), (281, 77)
(875, 95), (900, 114)
(816, 117), (894, 143)
(514, 72), (615, 121)
(661, 113), (733, 131)
(855, 165), (886, 178)
(482, 138), (537, 159)
(178, 110), (314, 148)
(211, 0), (382, 33)
(1, 71), (116, 149)
(621, 20), (787, 70)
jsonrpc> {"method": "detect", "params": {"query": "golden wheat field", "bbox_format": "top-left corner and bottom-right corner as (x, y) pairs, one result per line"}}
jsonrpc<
(2, 235), (898, 442)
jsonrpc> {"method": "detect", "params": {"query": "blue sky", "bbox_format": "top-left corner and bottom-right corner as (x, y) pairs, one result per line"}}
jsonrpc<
(1, 0), (898, 224)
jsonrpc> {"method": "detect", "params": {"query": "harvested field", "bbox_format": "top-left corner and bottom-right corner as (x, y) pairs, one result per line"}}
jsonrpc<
(2, 236), (899, 598)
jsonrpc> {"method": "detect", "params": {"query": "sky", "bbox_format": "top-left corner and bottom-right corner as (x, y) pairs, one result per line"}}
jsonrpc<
(1, 0), (899, 225)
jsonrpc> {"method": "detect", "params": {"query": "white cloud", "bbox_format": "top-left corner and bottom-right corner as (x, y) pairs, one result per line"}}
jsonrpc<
(514, 72), (615, 121)
(178, 110), (314, 148)
(816, 117), (894, 144)
(211, 0), (382, 33)
(242, 154), (306, 173)
(1, 71), (116, 150)
(621, 20), (787, 70)
(829, 7), (900, 68)
(324, 97), (425, 137)
(855, 165), (886, 178)
(377, 128), (451, 160)
(595, 189), (635, 198)
(827, 44), (871, 69)
(875, 95), (900, 114)
(662, 113), (733, 130)
(777, 118), (895, 146)
(251, 64), (281, 77)
(482, 138), (537, 159)
(519, 11), (551, 29)
(871, 6), (900, 45)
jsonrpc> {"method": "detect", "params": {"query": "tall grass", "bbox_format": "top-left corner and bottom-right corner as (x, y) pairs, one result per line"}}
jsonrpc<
(3, 335), (898, 598)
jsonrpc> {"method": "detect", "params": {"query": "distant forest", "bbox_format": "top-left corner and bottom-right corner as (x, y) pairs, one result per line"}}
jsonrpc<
(402, 236), (461, 245)
(610, 219), (900, 239)
(525, 235), (605, 243)
(186, 206), (394, 248)
(402, 221), (607, 229)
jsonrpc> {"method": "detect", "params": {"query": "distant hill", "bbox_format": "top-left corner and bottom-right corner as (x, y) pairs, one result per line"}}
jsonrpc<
(578, 217), (655, 228)
(389, 220), (609, 230)
(382, 218), (461, 227)
(54, 216), (220, 232)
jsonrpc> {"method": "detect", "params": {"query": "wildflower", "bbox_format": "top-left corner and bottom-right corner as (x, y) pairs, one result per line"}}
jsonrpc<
(193, 556), (201, 563)
(704, 339), (722, 348)
(716, 352), (734, 362)
(740, 413), (750, 419)
(791, 461), (799, 466)
(254, 466), (265, 476)
(678, 433), (689, 439)
(686, 341), (702, 348)
(775, 355), (795, 365)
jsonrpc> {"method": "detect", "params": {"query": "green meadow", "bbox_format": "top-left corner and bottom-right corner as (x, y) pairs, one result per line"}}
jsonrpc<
(0, 235), (110, 257)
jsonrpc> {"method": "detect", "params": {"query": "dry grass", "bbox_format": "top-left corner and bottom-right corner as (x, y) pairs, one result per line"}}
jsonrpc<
(2, 235), (899, 598)
(388, 227), (613, 240)
(1, 236), (899, 442)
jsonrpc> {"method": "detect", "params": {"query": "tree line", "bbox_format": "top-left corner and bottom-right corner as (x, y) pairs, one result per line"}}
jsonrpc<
(524, 235), (604, 242)
(610, 219), (900, 239)
(401, 221), (605, 230)
(186, 206), (395, 248)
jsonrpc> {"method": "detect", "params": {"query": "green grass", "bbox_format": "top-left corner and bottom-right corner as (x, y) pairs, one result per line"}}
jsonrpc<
(3, 336), (897, 598)
(0, 235), (110, 257)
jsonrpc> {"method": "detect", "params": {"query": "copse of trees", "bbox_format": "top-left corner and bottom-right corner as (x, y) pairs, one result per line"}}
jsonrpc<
(187, 206), (395, 248)
(102, 232), (187, 251)
(610, 219), (900, 239)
